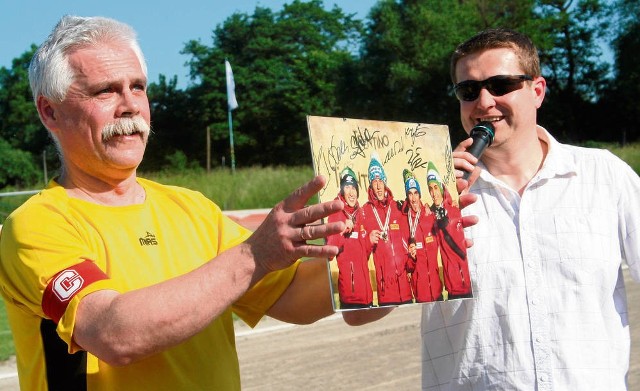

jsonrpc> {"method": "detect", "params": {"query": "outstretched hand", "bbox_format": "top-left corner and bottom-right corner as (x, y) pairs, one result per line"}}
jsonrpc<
(245, 176), (345, 276)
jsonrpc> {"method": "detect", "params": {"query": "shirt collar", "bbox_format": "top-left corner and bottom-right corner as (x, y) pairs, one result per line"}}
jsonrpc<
(474, 126), (577, 190)
(535, 126), (577, 180)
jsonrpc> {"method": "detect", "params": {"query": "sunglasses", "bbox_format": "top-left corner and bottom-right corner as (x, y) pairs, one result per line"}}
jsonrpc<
(453, 74), (533, 101)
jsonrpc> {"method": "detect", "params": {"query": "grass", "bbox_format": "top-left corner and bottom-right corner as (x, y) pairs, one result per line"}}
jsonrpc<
(0, 142), (637, 362)
(144, 165), (317, 210)
(607, 143), (640, 174)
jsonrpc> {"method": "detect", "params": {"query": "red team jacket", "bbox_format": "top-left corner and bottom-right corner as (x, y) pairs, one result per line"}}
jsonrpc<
(361, 187), (413, 306)
(401, 203), (443, 302)
(430, 188), (472, 298)
(327, 195), (373, 307)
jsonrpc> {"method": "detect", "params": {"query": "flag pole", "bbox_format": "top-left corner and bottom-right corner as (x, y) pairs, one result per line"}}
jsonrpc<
(225, 59), (238, 173)
(228, 110), (235, 172)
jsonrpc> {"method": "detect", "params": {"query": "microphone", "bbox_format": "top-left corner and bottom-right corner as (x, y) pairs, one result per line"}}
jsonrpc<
(461, 121), (495, 180)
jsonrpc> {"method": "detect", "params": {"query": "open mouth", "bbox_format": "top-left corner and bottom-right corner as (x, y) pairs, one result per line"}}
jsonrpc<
(476, 116), (503, 124)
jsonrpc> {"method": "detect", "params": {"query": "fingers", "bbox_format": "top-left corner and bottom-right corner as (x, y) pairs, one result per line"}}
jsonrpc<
(464, 238), (475, 249)
(453, 139), (479, 185)
(290, 198), (344, 227)
(460, 215), (478, 230)
(455, 177), (469, 195)
(459, 193), (477, 209)
(453, 137), (474, 153)
(246, 176), (347, 274)
(296, 221), (345, 244)
(453, 151), (477, 180)
(280, 175), (328, 213)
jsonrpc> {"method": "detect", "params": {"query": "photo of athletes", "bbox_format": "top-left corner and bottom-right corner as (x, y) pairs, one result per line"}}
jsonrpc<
(307, 116), (473, 311)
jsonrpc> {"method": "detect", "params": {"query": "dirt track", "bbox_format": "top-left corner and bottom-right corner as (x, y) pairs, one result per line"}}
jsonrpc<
(236, 269), (640, 390)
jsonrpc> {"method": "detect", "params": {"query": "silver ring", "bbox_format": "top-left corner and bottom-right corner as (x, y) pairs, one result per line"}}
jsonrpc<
(299, 227), (307, 241)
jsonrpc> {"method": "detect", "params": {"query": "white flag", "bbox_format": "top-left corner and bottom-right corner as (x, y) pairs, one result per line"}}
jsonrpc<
(225, 60), (238, 111)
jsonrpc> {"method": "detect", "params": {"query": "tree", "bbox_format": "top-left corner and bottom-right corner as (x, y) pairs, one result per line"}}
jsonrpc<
(349, 0), (541, 143)
(0, 46), (52, 187)
(143, 75), (202, 170)
(182, 0), (363, 166)
(600, 0), (640, 143)
(535, 0), (614, 141)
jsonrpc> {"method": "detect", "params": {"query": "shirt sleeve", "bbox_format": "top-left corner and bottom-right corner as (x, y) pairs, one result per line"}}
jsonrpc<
(617, 155), (640, 281)
(0, 201), (120, 352)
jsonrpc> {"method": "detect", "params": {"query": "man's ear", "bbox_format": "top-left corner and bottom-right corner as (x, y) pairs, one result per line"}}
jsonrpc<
(532, 76), (546, 109)
(36, 96), (58, 131)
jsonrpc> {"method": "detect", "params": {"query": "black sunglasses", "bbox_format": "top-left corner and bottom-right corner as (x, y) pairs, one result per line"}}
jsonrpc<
(453, 74), (533, 101)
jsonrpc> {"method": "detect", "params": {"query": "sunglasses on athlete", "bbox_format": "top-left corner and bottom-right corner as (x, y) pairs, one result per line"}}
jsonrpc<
(453, 74), (533, 102)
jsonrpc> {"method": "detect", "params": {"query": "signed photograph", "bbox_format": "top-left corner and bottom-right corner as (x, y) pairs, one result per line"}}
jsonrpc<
(307, 116), (473, 311)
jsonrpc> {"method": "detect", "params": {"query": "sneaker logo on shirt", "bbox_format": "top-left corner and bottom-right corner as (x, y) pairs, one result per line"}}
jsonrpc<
(139, 232), (158, 246)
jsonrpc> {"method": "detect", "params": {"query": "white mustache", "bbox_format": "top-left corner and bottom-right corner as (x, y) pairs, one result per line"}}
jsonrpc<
(102, 117), (151, 141)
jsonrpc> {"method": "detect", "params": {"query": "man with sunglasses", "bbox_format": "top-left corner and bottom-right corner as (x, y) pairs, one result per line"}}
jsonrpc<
(445, 28), (639, 390)
(345, 28), (640, 390)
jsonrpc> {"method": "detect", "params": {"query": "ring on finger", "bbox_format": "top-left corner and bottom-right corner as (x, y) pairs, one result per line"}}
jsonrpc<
(299, 227), (307, 241)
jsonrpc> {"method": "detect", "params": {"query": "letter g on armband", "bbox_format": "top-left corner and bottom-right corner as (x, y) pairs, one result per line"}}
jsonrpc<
(42, 260), (109, 323)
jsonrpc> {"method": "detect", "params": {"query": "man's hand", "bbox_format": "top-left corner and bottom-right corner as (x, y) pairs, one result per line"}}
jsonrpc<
(246, 176), (345, 276)
(408, 242), (417, 259)
(344, 219), (354, 234)
(369, 230), (381, 245)
(454, 137), (481, 192)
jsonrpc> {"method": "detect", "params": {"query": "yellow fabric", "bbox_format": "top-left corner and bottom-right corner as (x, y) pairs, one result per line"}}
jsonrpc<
(0, 178), (297, 390)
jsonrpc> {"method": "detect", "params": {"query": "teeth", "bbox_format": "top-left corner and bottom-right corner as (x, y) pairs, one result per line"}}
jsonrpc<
(479, 117), (502, 122)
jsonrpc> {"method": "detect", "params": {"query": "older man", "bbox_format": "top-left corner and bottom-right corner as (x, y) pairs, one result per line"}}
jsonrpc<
(0, 16), (344, 390)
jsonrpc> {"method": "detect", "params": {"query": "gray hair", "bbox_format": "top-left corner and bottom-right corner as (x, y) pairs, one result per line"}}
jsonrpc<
(29, 15), (148, 104)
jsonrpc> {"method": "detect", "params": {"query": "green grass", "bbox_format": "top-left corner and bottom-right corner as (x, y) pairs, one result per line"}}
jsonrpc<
(0, 143), (637, 363)
(607, 143), (640, 174)
(0, 300), (14, 360)
(144, 165), (316, 210)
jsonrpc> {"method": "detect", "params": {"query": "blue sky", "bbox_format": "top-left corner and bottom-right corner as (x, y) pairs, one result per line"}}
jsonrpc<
(0, 0), (377, 88)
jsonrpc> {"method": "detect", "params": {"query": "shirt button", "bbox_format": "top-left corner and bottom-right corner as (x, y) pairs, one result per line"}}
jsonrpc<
(539, 375), (547, 382)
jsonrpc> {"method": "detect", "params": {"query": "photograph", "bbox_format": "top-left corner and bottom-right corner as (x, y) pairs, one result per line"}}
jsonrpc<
(307, 116), (474, 311)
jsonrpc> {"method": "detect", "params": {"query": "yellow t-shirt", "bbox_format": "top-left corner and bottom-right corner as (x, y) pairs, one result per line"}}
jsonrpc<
(0, 178), (298, 391)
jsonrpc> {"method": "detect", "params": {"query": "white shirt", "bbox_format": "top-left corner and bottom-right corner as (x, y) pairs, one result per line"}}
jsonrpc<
(421, 127), (640, 390)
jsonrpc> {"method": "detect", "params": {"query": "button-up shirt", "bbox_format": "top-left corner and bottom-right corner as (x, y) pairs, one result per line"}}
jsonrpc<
(421, 127), (640, 390)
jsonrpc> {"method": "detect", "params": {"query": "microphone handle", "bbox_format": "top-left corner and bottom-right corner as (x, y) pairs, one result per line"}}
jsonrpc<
(461, 126), (494, 180)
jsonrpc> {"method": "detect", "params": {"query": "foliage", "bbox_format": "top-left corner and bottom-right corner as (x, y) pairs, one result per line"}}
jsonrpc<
(179, 0), (363, 166)
(347, 0), (541, 144)
(0, 46), (57, 187)
(0, 139), (39, 188)
(144, 75), (203, 170)
(535, 0), (615, 141)
(602, 0), (640, 143)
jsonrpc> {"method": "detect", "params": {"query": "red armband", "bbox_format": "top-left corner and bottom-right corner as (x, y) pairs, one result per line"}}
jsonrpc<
(42, 260), (109, 324)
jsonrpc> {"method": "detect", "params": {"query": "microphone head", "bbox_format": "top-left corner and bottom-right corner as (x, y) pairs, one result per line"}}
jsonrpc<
(470, 121), (495, 146)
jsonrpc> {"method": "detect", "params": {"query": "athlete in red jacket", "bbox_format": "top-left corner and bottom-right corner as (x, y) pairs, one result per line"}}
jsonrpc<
(327, 167), (373, 309)
(400, 170), (443, 302)
(361, 155), (413, 306)
(426, 162), (472, 299)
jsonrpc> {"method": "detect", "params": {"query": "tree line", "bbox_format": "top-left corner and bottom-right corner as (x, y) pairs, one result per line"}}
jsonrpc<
(0, 0), (638, 189)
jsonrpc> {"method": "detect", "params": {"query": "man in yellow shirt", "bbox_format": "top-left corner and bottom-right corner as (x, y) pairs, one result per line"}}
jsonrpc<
(0, 15), (345, 390)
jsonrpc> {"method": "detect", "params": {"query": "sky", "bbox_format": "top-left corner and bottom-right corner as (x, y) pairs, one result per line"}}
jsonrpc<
(0, 0), (378, 88)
